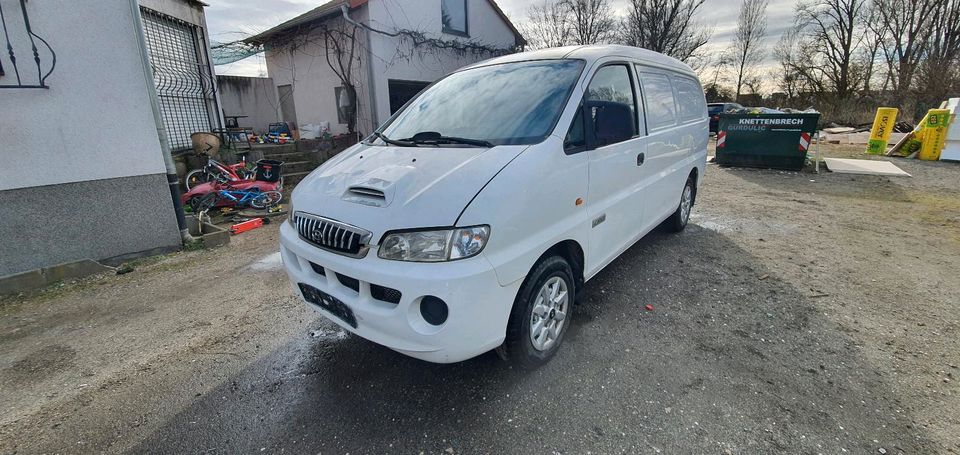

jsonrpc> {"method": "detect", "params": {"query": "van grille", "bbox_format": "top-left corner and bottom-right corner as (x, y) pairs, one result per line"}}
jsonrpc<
(294, 212), (372, 258)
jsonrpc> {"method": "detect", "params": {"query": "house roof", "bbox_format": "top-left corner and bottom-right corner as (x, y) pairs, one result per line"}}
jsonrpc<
(485, 0), (525, 46)
(244, 0), (524, 46)
(245, 0), (364, 45)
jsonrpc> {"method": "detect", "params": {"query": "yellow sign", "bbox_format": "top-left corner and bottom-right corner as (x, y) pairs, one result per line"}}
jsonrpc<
(919, 109), (951, 161)
(867, 107), (898, 155)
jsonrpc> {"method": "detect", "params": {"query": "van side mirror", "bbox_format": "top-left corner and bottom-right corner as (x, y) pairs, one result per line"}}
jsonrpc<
(585, 101), (635, 148)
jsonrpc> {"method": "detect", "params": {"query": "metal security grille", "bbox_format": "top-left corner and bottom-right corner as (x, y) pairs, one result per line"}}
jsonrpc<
(140, 7), (220, 151)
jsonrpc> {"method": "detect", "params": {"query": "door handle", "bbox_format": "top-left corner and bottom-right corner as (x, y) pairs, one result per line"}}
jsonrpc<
(636, 152), (645, 166)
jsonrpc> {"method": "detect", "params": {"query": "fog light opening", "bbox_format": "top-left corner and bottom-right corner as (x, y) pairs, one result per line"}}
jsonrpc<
(420, 296), (448, 326)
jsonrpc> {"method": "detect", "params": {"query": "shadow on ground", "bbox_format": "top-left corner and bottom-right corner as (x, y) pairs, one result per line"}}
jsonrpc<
(129, 225), (938, 454)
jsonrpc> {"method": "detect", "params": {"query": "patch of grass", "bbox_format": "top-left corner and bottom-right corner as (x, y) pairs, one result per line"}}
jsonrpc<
(183, 240), (206, 251)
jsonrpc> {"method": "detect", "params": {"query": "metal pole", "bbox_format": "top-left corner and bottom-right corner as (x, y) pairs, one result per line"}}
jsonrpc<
(816, 131), (821, 174)
(129, 0), (196, 244)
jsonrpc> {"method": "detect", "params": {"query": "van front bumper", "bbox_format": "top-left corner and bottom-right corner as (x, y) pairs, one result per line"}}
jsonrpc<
(279, 221), (521, 363)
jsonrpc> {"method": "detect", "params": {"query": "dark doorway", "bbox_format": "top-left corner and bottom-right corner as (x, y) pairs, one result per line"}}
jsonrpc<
(388, 80), (431, 114)
(278, 84), (297, 127)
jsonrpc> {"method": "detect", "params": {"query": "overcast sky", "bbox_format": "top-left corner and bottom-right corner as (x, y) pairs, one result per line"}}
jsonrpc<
(208, 0), (797, 78)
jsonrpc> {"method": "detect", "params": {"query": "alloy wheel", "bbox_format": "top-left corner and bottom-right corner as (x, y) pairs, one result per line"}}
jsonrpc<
(529, 276), (569, 351)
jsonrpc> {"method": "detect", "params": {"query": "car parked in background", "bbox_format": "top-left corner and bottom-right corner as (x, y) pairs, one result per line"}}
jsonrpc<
(281, 45), (708, 368)
(708, 102), (743, 133)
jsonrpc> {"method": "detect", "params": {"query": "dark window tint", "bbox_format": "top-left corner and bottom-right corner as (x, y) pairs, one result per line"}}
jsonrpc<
(565, 106), (585, 151)
(708, 105), (724, 115)
(380, 60), (585, 146)
(334, 86), (347, 124)
(586, 65), (637, 122)
(388, 80), (430, 114)
(441, 0), (467, 35)
(639, 72), (677, 130)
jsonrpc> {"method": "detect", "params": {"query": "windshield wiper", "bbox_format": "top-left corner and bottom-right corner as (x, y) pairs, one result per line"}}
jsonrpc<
(374, 131), (417, 147)
(402, 131), (493, 148)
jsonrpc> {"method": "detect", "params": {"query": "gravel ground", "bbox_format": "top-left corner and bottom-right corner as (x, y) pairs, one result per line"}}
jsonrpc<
(1, 143), (958, 454)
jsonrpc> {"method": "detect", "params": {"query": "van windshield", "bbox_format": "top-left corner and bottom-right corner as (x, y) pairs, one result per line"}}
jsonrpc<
(378, 59), (585, 146)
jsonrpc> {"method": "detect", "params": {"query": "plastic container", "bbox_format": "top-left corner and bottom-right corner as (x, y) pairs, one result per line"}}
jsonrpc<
(255, 159), (284, 183)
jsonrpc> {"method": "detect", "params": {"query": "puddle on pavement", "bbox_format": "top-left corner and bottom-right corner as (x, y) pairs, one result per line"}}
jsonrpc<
(692, 213), (800, 236)
(691, 213), (732, 232)
(309, 327), (349, 341)
(247, 252), (283, 272)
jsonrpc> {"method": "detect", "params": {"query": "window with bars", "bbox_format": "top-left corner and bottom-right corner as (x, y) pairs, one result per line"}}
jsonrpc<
(140, 7), (220, 151)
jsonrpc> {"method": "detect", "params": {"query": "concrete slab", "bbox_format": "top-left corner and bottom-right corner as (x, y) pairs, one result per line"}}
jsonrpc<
(186, 215), (231, 248)
(823, 158), (912, 177)
(0, 260), (114, 295)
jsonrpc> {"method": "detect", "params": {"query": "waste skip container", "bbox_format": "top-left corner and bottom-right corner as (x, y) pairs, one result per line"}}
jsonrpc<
(716, 113), (820, 171)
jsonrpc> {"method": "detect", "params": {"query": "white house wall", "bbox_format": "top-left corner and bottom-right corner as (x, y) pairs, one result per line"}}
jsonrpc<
(264, 11), (375, 136)
(365, 0), (518, 126)
(0, 0), (169, 191)
(139, 0), (205, 25)
(262, 0), (518, 135)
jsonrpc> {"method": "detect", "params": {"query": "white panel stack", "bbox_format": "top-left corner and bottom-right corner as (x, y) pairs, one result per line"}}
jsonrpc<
(942, 97), (960, 161)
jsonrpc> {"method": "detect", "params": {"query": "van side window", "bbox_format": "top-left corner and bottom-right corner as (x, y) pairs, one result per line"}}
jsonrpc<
(673, 76), (706, 122)
(638, 72), (677, 130)
(585, 64), (637, 146)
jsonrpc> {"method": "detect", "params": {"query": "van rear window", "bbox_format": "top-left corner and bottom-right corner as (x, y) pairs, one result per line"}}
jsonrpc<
(638, 72), (677, 130)
(674, 76), (707, 122)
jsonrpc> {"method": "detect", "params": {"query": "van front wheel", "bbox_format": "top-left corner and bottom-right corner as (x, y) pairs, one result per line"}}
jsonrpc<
(666, 176), (695, 232)
(500, 256), (575, 369)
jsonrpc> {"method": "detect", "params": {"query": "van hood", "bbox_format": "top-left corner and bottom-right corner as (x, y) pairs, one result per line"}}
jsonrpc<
(291, 142), (526, 242)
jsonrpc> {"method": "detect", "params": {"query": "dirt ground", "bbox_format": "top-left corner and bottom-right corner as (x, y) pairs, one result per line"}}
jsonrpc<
(1, 141), (959, 454)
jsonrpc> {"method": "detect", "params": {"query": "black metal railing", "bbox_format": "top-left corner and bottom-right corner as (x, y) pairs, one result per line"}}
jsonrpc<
(0, 0), (56, 89)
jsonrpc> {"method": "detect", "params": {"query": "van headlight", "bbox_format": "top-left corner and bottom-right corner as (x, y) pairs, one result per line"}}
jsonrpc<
(378, 226), (490, 262)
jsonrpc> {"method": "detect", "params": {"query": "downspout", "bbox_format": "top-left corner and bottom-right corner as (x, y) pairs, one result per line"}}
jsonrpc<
(340, 4), (379, 131)
(129, 0), (196, 244)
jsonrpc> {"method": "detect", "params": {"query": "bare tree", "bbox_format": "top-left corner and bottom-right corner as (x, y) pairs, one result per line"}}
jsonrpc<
(321, 21), (361, 134)
(562, 0), (616, 45)
(728, 0), (768, 101)
(619, 0), (712, 64)
(774, 29), (804, 99)
(523, 0), (572, 49)
(873, 0), (939, 92)
(916, 0), (960, 105)
(795, 0), (868, 100)
(857, 5), (888, 93)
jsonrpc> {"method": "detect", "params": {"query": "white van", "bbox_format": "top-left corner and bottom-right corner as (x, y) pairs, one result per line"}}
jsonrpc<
(280, 45), (707, 367)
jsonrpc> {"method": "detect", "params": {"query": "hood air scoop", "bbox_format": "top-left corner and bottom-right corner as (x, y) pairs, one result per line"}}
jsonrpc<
(343, 184), (389, 207)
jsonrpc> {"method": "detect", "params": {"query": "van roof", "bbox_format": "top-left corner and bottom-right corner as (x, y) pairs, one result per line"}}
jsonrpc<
(464, 45), (696, 76)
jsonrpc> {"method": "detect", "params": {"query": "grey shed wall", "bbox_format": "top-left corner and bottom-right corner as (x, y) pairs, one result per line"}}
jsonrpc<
(217, 76), (280, 133)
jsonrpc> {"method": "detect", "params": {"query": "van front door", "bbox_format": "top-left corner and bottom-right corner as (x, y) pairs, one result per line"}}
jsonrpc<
(582, 63), (649, 274)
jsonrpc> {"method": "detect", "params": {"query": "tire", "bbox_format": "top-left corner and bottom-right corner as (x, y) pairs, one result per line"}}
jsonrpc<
(250, 191), (283, 209)
(666, 175), (696, 232)
(501, 256), (575, 369)
(185, 169), (210, 191)
(190, 192), (219, 213)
